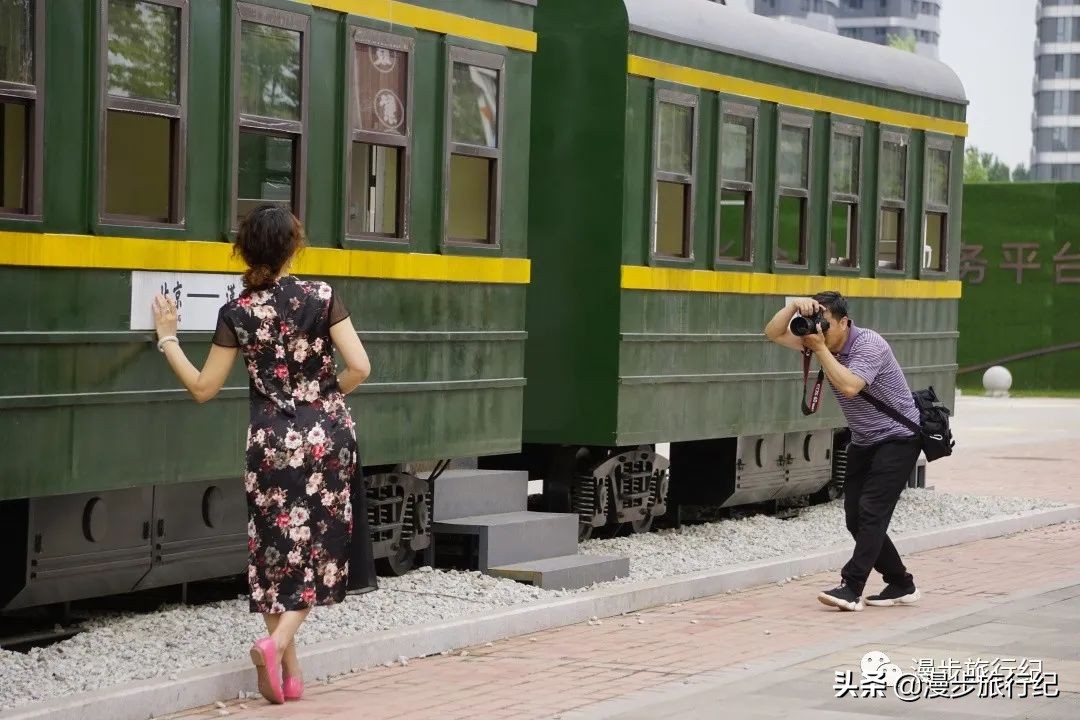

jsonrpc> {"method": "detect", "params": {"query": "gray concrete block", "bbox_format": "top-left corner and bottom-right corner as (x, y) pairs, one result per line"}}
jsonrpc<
(490, 553), (629, 590)
(434, 511), (579, 567)
(430, 469), (529, 520)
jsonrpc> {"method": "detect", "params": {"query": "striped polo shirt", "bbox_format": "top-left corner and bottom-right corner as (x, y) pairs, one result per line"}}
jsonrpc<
(832, 323), (919, 447)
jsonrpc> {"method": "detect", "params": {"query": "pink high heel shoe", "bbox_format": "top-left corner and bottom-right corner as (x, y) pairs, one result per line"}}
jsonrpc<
(249, 637), (285, 704)
(283, 675), (304, 701)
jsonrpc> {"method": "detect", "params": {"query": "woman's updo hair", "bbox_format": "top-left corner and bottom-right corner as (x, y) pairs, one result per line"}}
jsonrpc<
(234, 204), (306, 290)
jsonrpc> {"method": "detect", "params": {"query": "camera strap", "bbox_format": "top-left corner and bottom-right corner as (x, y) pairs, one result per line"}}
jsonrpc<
(801, 349), (825, 415)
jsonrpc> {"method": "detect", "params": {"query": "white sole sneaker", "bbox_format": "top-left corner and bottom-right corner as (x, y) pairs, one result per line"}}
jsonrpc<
(865, 588), (922, 607)
(817, 592), (865, 612)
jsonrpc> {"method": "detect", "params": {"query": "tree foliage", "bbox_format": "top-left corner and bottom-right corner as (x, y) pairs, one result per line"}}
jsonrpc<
(965, 146), (1024, 183)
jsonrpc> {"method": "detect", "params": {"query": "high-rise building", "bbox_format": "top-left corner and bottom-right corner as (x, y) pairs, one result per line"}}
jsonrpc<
(836, 0), (942, 59)
(752, 0), (839, 33)
(749, 0), (942, 59)
(1031, 0), (1080, 181)
(712, 0), (755, 9)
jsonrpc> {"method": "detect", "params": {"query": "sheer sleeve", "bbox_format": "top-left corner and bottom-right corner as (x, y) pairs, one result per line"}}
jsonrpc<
(212, 306), (240, 348)
(329, 288), (351, 327)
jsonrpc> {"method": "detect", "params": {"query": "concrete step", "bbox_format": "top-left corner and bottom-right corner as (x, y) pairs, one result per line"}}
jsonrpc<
(430, 469), (528, 521)
(489, 553), (630, 590)
(433, 511), (579, 569)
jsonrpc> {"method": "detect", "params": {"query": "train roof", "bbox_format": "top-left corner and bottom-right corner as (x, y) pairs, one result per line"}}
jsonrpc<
(623, 0), (967, 106)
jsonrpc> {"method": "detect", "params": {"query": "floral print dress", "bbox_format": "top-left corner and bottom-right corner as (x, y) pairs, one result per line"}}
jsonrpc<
(213, 276), (376, 613)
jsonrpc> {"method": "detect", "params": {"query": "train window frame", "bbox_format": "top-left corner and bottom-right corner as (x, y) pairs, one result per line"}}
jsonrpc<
(876, 128), (909, 274)
(0, 0), (44, 221)
(714, 100), (757, 267)
(828, 119), (863, 271)
(774, 109), (813, 270)
(97, 0), (189, 228)
(343, 27), (414, 249)
(650, 88), (698, 263)
(230, 3), (310, 231)
(921, 134), (952, 276)
(442, 45), (506, 250)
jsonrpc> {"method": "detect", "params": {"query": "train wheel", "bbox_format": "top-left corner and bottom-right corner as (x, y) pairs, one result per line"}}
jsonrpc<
(630, 514), (654, 534)
(577, 523), (594, 542)
(376, 545), (417, 576)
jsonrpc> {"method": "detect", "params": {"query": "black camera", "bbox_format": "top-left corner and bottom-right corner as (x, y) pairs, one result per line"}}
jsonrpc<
(790, 311), (830, 337)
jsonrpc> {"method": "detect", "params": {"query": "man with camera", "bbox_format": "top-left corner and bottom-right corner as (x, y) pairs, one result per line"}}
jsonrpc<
(764, 291), (922, 612)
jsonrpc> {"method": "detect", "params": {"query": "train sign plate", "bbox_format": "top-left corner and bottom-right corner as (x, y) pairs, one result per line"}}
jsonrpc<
(130, 271), (243, 331)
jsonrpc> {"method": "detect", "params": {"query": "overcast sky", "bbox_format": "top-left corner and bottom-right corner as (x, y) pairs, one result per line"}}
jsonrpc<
(938, 0), (1037, 169)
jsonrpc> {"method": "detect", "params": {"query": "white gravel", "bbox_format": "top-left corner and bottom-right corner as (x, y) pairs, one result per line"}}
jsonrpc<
(0, 490), (1064, 710)
(579, 490), (1062, 581)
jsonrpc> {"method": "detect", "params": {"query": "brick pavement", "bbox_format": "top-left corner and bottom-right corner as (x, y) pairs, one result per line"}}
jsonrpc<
(165, 399), (1080, 720)
(165, 520), (1080, 720)
(932, 438), (1080, 504)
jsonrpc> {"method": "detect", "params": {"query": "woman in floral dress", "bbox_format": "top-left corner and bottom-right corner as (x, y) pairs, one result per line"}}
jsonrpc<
(151, 205), (373, 704)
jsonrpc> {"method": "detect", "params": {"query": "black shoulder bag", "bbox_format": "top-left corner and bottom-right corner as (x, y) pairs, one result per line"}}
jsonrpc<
(857, 386), (955, 462)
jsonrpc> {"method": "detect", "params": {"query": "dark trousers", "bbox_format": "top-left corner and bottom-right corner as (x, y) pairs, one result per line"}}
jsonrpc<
(841, 435), (921, 596)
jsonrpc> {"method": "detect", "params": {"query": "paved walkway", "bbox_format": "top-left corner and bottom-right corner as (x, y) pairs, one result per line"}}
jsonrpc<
(586, 580), (1080, 720)
(167, 522), (1080, 720)
(165, 397), (1080, 720)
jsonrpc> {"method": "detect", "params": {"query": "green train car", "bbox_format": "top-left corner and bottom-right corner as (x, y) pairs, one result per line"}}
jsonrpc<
(0, 0), (966, 609)
(494, 0), (967, 537)
(0, 0), (536, 607)
(958, 183), (1080, 391)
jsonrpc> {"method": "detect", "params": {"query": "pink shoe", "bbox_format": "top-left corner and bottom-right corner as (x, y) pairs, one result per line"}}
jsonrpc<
(283, 676), (304, 701)
(249, 637), (284, 704)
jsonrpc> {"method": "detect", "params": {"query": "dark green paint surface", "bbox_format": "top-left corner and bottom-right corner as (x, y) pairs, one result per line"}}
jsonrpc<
(522, 0), (961, 446)
(0, 0), (533, 500)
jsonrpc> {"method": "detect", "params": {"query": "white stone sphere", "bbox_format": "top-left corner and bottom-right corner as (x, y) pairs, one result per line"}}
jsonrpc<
(982, 366), (1012, 397)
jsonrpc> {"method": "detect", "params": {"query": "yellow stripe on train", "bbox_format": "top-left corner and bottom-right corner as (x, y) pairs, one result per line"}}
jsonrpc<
(628, 56), (969, 137)
(296, 0), (537, 52)
(621, 265), (962, 300)
(0, 231), (531, 285)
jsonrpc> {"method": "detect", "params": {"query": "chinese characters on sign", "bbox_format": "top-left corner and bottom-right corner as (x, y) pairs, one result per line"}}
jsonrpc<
(961, 241), (1080, 285)
(130, 271), (243, 331)
(833, 651), (1059, 703)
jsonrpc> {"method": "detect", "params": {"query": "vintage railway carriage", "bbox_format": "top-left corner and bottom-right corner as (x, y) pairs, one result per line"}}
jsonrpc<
(510, 0), (966, 537)
(0, 0), (535, 608)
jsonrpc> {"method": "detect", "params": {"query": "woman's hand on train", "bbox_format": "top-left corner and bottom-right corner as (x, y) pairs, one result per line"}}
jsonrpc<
(152, 293), (179, 339)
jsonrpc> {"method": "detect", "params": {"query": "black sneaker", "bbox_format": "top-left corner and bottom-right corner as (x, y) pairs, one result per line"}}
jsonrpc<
(865, 584), (921, 607)
(817, 583), (864, 612)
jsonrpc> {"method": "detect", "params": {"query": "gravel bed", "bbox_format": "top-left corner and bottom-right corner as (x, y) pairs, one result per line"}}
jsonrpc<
(580, 490), (1064, 581)
(0, 490), (1065, 710)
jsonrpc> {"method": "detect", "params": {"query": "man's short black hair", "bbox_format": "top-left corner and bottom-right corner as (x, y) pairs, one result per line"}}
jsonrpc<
(812, 290), (849, 320)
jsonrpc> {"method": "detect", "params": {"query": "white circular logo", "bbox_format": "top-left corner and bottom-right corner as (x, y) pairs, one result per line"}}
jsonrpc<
(369, 47), (397, 73)
(373, 89), (404, 131)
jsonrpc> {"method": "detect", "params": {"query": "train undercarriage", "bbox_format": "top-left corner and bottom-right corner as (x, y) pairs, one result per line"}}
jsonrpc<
(0, 430), (850, 611)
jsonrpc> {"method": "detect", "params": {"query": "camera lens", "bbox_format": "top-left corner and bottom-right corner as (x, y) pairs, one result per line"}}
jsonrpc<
(790, 316), (812, 337)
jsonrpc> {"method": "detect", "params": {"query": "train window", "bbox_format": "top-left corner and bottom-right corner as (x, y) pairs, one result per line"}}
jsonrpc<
(101, 0), (186, 225)
(445, 47), (504, 246)
(0, 101), (28, 212)
(347, 30), (412, 243)
(99, 0), (185, 225)
(716, 102), (756, 264)
(776, 112), (811, 267)
(0, 0), (40, 218)
(829, 121), (862, 269)
(233, 4), (308, 228)
(652, 90), (697, 260)
(922, 138), (951, 273)
(878, 131), (908, 271)
(0, 1), (33, 85)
